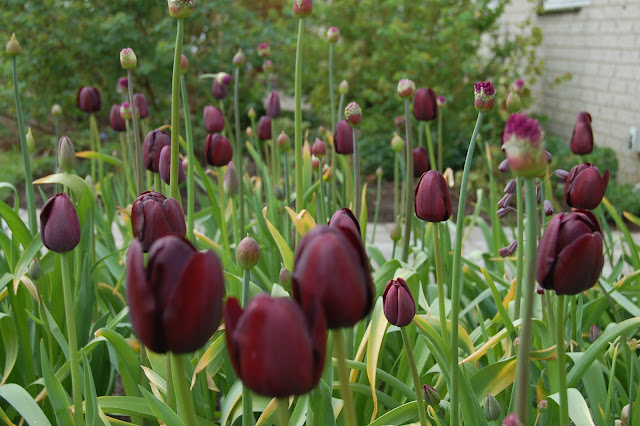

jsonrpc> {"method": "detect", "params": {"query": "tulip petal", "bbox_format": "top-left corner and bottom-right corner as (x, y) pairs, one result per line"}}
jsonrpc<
(224, 298), (243, 374)
(537, 213), (562, 289)
(552, 232), (603, 295)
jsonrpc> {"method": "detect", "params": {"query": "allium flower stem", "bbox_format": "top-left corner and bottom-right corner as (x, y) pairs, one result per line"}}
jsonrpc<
(437, 109), (443, 171)
(513, 177), (538, 423)
(401, 99), (414, 263)
(283, 154), (291, 245)
(119, 133), (135, 199)
(352, 128), (361, 220)
(394, 153), (400, 219)
(127, 69), (143, 194)
(169, 19), (185, 203)
(61, 252), (84, 426)
(337, 93), (345, 121)
(329, 43), (336, 134)
(233, 67), (245, 236)
(271, 122), (278, 194)
(515, 177), (524, 317)
(241, 269), (254, 426)
(424, 122), (436, 173)
(88, 114), (97, 179)
(217, 169), (230, 248)
(555, 295), (569, 425)
(432, 223), (448, 343)
(317, 166), (326, 225)
(294, 18), (305, 221)
(334, 328), (357, 426)
(171, 353), (198, 426)
(180, 75), (195, 241)
(450, 111), (484, 425)
(11, 57), (37, 235)
(370, 172), (382, 244)
(400, 327), (428, 426)
(276, 398), (289, 426)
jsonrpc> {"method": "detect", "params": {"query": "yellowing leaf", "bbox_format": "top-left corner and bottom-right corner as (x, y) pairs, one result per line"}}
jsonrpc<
(284, 207), (317, 236)
(262, 207), (294, 271)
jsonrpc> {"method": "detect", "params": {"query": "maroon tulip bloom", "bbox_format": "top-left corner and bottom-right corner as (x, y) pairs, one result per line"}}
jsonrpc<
(109, 104), (126, 132)
(40, 193), (81, 253)
(143, 130), (171, 172)
(77, 86), (101, 113)
(383, 278), (415, 327)
(212, 79), (228, 100)
(158, 145), (185, 186)
(537, 210), (604, 295)
(292, 225), (374, 329)
(203, 105), (225, 133)
(266, 90), (281, 119)
(415, 170), (452, 222)
(413, 88), (438, 122)
(564, 163), (609, 210)
(225, 295), (326, 397)
(205, 134), (233, 167)
(329, 207), (361, 238)
(413, 146), (430, 177)
(127, 235), (225, 354)
(570, 112), (593, 155)
(258, 115), (272, 141)
(133, 93), (150, 119)
(334, 120), (354, 154)
(131, 191), (186, 252)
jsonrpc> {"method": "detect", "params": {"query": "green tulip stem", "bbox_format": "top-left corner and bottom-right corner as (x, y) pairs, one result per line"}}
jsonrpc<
(352, 128), (361, 220)
(89, 113), (105, 182)
(12, 58), (37, 234)
(61, 252), (84, 426)
(555, 295), (569, 425)
(283, 153), (291, 245)
(401, 98), (414, 263)
(432, 223), (448, 343)
(154, 173), (162, 193)
(437, 108), (443, 172)
(55, 116), (60, 147)
(294, 17), (304, 221)
(449, 110), (484, 425)
(424, 121), (436, 174)
(169, 18), (184, 204)
(329, 43), (336, 134)
(394, 153), (400, 219)
(515, 176), (524, 318)
(317, 165), (326, 225)
(513, 177), (538, 423)
(276, 398), (289, 426)
(127, 70), (143, 194)
(370, 172), (382, 244)
(271, 122), (279, 194)
(166, 354), (175, 409)
(180, 75), (195, 242)
(265, 62), (271, 94)
(334, 328), (357, 426)
(233, 67), (245, 236)
(241, 269), (254, 426)
(171, 353), (197, 426)
(400, 327), (428, 426)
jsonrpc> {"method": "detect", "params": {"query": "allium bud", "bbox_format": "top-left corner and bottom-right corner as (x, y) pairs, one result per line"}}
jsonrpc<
(413, 147), (430, 177)
(40, 194), (81, 253)
(483, 393), (501, 421)
(205, 134), (233, 167)
(77, 86), (101, 114)
(51, 104), (62, 117)
(279, 268), (292, 288)
(143, 129), (170, 172)
(258, 116), (272, 141)
(512, 78), (525, 95)
(413, 87), (438, 121)
(311, 156), (320, 170)
(376, 167), (383, 178)
(394, 116), (404, 129)
(168, 0), (195, 19)
(216, 72), (232, 86)
(338, 80), (349, 95)
(237, 235), (260, 270)
(266, 90), (281, 119)
(474, 81), (496, 112)
(6, 33), (22, 56)
(397, 79), (416, 98)
(263, 59), (273, 72)
(390, 221), (402, 242)
(415, 170), (451, 222)
(334, 120), (354, 154)
(436, 95), (447, 108)
(571, 112), (593, 155)
(502, 113), (546, 177)
(158, 145), (185, 186)
(564, 163), (609, 210)
(203, 105), (225, 133)
(327, 26), (340, 42)
(277, 131), (291, 151)
(391, 133), (405, 153)
(498, 158), (510, 173)
(555, 169), (569, 181)
(506, 92), (521, 113)
(224, 161), (240, 196)
(589, 324), (601, 343)
(312, 138), (326, 158)
(502, 413), (523, 426)
(120, 48), (137, 70)
(246, 127), (254, 138)
(58, 136), (76, 173)
(383, 278), (415, 327)
(344, 102), (362, 127)
(422, 385), (441, 407)
(120, 102), (132, 120)
(544, 200), (554, 216)
(248, 107), (256, 120)
(180, 54), (189, 74)
(257, 43), (270, 58)
(293, 0), (313, 18)
(133, 94), (150, 119)
(26, 128), (35, 153)
(233, 49), (245, 67)
(499, 240), (517, 258)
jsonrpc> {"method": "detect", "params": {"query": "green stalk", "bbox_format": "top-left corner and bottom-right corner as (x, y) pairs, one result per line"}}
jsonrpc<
(352, 128), (361, 220)
(334, 328), (357, 426)
(328, 43), (336, 133)
(89, 114), (104, 181)
(242, 269), (253, 426)
(437, 109), (443, 172)
(171, 353), (197, 426)
(400, 327), (428, 426)
(570, 296), (578, 351)
(424, 122), (436, 173)
(513, 177), (538, 423)
(370, 172), (382, 244)
(127, 70), (142, 193)
(7, 286), (35, 385)
(277, 398), (289, 426)
(271, 122), (278, 191)
(294, 18), (304, 219)
(233, 67), (245, 236)
(180, 76), (195, 242)
(317, 166), (326, 225)
(217, 169), (230, 249)
(401, 99), (414, 263)
(12, 57), (37, 234)
(432, 223), (448, 343)
(555, 295), (569, 425)
(119, 134), (135, 200)
(449, 111), (484, 425)
(265, 63), (271, 94)
(515, 177), (524, 317)
(61, 252), (84, 426)
(166, 353), (175, 409)
(394, 153), (400, 219)
(169, 19), (185, 203)
(283, 154), (291, 245)
(337, 93), (345, 121)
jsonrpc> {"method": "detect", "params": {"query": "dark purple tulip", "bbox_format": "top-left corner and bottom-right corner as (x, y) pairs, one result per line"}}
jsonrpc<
(257, 115), (272, 141)
(329, 207), (361, 238)
(570, 112), (593, 155)
(564, 163), (609, 210)
(77, 86), (101, 113)
(133, 93), (150, 119)
(334, 120), (354, 154)
(205, 134), (233, 167)
(537, 210), (604, 295)
(413, 88), (438, 122)
(203, 105), (225, 133)
(158, 145), (185, 186)
(292, 225), (374, 329)
(225, 295), (326, 397)
(127, 235), (225, 354)
(415, 170), (452, 222)
(131, 191), (186, 252)
(413, 146), (430, 177)
(40, 193), (81, 253)
(266, 90), (281, 119)
(382, 278), (415, 327)
(109, 104), (126, 132)
(212, 79), (228, 100)
(143, 130), (171, 172)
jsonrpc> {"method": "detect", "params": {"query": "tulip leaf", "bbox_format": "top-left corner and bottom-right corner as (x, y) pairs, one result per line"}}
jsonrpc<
(0, 199), (31, 249)
(368, 401), (418, 426)
(141, 366), (167, 395)
(366, 297), (388, 422)
(82, 351), (104, 426)
(373, 259), (402, 296)
(0, 314), (18, 387)
(76, 150), (123, 167)
(40, 341), (74, 426)
(420, 315), (475, 356)
(566, 353), (606, 426)
(601, 197), (640, 269)
(0, 383), (53, 426)
(190, 332), (226, 390)
(94, 328), (141, 398)
(481, 268), (518, 341)
(139, 386), (186, 426)
(284, 206), (316, 236)
(470, 356), (517, 402)
(548, 388), (595, 426)
(262, 207), (293, 270)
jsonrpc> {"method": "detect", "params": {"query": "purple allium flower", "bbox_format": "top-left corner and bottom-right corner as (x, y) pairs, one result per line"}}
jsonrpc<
(502, 413), (523, 426)
(338, 80), (349, 95)
(168, 0), (195, 19)
(397, 79), (416, 98)
(436, 95), (447, 108)
(502, 113), (546, 177)
(293, 0), (313, 18)
(312, 138), (326, 158)
(257, 43), (270, 58)
(180, 54), (189, 74)
(117, 77), (129, 93)
(474, 81), (496, 112)
(233, 49), (245, 67)
(327, 26), (340, 42)
(120, 47), (137, 70)
(512, 79), (525, 94)
(506, 92), (521, 113)
(394, 116), (404, 129)
(344, 102), (362, 127)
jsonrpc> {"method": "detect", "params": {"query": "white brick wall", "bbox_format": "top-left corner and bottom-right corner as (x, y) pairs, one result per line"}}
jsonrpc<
(499, 0), (640, 183)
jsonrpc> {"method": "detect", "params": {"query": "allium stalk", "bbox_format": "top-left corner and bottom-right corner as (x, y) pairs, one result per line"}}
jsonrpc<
(555, 295), (569, 425)
(294, 18), (305, 220)
(328, 41), (336, 134)
(180, 73), (195, 241)
(169, 19), (185, 203)
(370, 168), (383, 244)
(514, 177), (524, 317)
(127, 69), (143, 194)
(352, 127), (360, 220)
(401, 98), (414, 262)
(234, 64), (244, 236)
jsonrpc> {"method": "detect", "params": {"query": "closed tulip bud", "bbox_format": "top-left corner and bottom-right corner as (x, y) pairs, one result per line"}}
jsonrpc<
(571, 112), (593, 155)
(436, 95), (447, 108)
(312, 138), (326, 158)
(415, 170), (452, 222)
(499, 240), (517, 258)
(506, 92), (521, 113)
(504, 179), (517, 194)
(413, 146), (430, 177)
(51, 104), (62, 117)
(180, 54), (189, 74)
(277, 131), (291, 151)
(127, 235), (224, 353)
(110, 104), (127, 132)
(232, 49), (245, 67)
(77, 86), (101, 113)
(133, 94), (149, 119)
(203, 105), (225, 133)
(329, 207), (362, 239)
(6, 33), (22, 56)
(512, 78), (525, 95)
(484, 393), (501, 421)
(537, 210), (604, 295)
(338, 80), (349, 95)
(142, 129), (170, 172)
(211, 79), (228, 100)
(28, 258), (41, 280)
(120, 102), (132, 120)
(383, 278), (415, 327)
(293, 0), (313, 17)
(498, 193), (513, 209)
(390, 221), (402, 242)
(224, 161), (240, 196)
(120, 47), (137, 69)
(205, 134), (233, 167)
(58, 135), (76, 173)
(395, 115), (404, 129)
(564, 163), (609, 210)
(555, 169), (569, 181)
(589, 324), (601, 343)
(502, 113), (546, 177)
(544, 200), (554, 216)
(266, 90), (281, 118)
(167, 0), (195, 19)
(257, 116), (272, 141)
(257, 42), (270, 58)
(502, 413), (523, 426)
(474, 81), (496, 112)
(158, 145), (185, 186)
(26, 128), (35, 153)
(225, 295), (326, 396)
(131, 191), (186, 253)
(345, 102), (362, 127)
(237, 235), (260, 270)
(40, 193), (81, 253)
(327, 26), (340, 42)
(498, 158), (510, 173)
(413, 87), (438, 121)
(397, 79), (416, 98)
(391, 133), (405, 152)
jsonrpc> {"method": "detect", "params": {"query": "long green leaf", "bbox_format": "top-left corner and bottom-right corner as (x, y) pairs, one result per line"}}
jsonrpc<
(40, 341), (74, 426)
(0, 383), (53, 426)
(139, 386), (186, 426)
(548, 388), (595, 426)
(0, 200), (31, 248)
(0, 313), (17, 387)
(366, 298), (388, 421)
